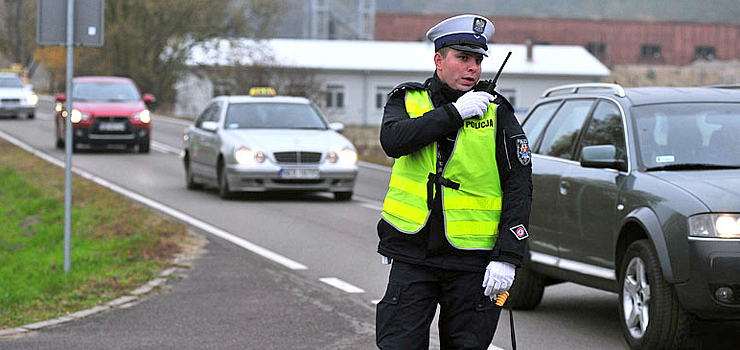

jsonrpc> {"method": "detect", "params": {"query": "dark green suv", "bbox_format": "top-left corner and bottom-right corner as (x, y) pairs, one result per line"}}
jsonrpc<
(509, 83), (740, 349)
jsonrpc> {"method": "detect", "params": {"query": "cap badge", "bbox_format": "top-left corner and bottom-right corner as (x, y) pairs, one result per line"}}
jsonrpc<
(473, 18), (486, 34)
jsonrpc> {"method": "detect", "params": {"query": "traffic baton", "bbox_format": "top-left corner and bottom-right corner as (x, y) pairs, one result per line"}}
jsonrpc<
(495, 292), (517, 350)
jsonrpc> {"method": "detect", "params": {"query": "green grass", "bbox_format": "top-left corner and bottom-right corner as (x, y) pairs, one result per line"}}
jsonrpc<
(0, 140), (189, 329)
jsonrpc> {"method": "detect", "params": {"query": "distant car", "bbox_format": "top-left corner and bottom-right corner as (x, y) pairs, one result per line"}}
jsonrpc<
(509, 83), (740, 349)
(182, 88), (358, 200)
(0, 72), (38, 119)
(54, 76), (155, 152)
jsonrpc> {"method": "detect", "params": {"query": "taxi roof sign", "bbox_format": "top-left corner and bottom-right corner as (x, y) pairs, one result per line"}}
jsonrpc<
(249, 87), (276, 97)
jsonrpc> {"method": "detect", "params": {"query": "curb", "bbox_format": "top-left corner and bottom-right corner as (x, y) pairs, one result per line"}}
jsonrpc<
(0, 230), (207, 340)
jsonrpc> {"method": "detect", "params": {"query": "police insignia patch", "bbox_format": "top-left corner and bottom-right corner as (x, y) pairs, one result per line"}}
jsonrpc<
(473, 18), (486, 34)
(516, 138), (531, 166)
(509, 224), (529, 240)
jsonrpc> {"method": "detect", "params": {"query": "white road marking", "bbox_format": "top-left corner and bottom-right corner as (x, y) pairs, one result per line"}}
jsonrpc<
(151, 140), (181, 155)
(319, 277), (365, 293)
(0, 129), (308, 271)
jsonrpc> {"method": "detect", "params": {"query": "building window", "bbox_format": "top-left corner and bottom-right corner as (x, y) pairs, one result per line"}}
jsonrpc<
(325, 85), (345, 109)
(695, 46), (717, 60)
(586, 42), (606, 58)
(375, 86), (393, 110)
(641, 44), (662, 59)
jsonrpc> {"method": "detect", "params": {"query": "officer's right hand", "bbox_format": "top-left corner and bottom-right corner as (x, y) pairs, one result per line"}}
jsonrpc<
(452, 90), (494, 120)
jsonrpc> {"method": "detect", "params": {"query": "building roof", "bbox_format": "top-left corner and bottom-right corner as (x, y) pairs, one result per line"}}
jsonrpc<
(186, 38), (611, 77)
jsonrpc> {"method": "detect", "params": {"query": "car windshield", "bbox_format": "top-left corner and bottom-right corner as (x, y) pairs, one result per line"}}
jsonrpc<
(632, 103), (740, 170)
(0, 76), (24, 88)
(73, 82), (141, 102)
(224, 103), (328, 130)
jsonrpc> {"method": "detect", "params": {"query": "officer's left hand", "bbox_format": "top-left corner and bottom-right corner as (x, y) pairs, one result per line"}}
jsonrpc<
(483, 261), (516, 296)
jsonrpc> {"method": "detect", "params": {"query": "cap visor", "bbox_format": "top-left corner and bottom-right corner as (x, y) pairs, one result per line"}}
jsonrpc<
(449, 44), (488, 57)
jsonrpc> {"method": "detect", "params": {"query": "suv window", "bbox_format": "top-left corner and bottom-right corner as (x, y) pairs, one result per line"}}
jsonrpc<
(522, 101), (559, 146)
(580, 100), (627, 164)
(538, 99), (595, 159)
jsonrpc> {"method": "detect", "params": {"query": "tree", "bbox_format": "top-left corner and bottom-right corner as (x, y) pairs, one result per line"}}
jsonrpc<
(0, 0), (38, 76)
(71, 0), (281, 110)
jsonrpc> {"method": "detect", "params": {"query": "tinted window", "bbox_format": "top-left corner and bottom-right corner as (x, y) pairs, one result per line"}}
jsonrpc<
(580, 100), (627, 162)
(73, 82), (141, 102)
(538, 99), (595, 159)
(633, 103), (740, 168)
(522, 101), (559, 147)
(225, 103), (327, 130)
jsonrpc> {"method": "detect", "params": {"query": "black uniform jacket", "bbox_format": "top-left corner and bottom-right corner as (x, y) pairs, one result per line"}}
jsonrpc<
(377, 73), (533, 272)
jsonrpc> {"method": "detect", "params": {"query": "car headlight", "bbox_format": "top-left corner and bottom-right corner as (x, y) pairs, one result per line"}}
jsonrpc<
(329, 147), (358, 165)
(134, 109), (151, 123)
(234, 147), (255, 165)
(70, 109), (90, 123)
(56, 103), (63, 112)
(689, 214), (740, 238)
(25, 94), (38, 105)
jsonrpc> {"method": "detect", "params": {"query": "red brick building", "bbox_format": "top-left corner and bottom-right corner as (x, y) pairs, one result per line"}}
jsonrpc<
(375, 12), (740, 66)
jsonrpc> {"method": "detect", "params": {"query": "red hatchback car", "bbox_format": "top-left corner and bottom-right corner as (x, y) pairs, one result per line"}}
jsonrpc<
(55, 76), (155, 152)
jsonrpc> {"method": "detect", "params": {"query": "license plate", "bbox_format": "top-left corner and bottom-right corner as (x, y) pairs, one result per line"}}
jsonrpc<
(280, 168), (319, 179)
(99, 122), (126, 131)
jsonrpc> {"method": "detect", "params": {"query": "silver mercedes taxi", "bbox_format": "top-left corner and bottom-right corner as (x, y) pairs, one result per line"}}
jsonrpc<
(182, 88), (358, 200)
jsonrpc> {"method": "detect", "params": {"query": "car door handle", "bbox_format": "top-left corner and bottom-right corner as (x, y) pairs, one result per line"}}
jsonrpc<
(559, 181), (570, 195)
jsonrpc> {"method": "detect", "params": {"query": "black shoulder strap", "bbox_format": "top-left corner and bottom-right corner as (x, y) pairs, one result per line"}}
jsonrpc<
(388, 82), (425, 98)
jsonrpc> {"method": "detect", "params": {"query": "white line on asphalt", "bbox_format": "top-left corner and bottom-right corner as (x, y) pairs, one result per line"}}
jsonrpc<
(319, 277), (365, 293)
(358, 160), (391, 172)
(151, 140), (181, 155)
(0, 129), (308, 271)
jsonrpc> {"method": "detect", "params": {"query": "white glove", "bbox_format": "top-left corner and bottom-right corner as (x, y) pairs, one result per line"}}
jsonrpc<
(452, 91), (494, 120)
(482, 261), (516, 297)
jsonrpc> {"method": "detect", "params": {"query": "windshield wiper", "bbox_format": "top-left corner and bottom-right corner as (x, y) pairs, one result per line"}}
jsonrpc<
(646, 163), (740, 171)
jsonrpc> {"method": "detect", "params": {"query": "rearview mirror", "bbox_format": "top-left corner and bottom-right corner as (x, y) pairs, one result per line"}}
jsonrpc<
(581, 145), (626, 171)
(55, 93), (66, 102)
(143, 94), (156, 103)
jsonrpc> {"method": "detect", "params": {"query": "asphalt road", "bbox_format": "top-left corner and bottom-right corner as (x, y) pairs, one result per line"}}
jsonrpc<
(1, 98), (737, 349)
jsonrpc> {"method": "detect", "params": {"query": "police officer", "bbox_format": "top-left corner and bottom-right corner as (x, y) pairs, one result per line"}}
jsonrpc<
(376, 14), (533, 350)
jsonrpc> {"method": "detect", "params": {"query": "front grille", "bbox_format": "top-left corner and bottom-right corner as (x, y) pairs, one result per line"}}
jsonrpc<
(273, 151), (322, 164)
(1, 98), (20, 103)
(92, 116), (132, 134)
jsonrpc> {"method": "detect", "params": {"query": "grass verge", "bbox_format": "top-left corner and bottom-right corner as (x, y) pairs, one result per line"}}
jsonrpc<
(0, 139), (191, 329)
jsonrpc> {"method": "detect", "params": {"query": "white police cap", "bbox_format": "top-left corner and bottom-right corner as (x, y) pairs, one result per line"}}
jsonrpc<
(426, 14), (495, 57)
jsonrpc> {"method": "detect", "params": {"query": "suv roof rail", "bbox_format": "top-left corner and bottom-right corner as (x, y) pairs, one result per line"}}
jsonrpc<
(542, 83), (626, 98)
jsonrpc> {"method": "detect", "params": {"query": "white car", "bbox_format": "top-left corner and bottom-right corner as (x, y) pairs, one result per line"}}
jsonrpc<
(0, 73), (38, 119)
(182, 89), (358, 200)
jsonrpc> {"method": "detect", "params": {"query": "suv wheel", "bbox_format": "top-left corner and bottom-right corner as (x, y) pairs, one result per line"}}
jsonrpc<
(506, 264), (546, 310)
(619, 240), (691, 349)
(138, 139), (150, 153)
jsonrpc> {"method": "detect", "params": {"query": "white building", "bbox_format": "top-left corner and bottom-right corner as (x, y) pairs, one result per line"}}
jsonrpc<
(175, 38), (610, 125)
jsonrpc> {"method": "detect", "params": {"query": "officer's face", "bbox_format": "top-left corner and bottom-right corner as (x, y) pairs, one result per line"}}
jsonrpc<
(434, 48), (483, 91)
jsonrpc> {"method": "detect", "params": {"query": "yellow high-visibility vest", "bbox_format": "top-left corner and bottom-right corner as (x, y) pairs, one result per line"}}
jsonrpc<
(381, 90), (503, 250)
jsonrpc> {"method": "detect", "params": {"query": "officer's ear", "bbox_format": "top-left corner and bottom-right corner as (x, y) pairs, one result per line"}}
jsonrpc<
(433, 51), (445, 71)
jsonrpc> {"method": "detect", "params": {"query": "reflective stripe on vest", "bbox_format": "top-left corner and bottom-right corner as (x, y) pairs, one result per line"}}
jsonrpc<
(381, 90), (503, 249)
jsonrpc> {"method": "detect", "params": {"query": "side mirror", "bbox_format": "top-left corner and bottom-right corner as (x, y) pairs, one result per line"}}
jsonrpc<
(143, 94), (156, 103)
(56, 93), (66, 102)
(201, 121), (219, 132)
(581, 145), (626, 171)
(329, 122), (345, 133)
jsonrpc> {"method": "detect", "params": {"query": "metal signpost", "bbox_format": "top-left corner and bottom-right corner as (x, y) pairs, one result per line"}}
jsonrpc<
(37, 0), (104, 273)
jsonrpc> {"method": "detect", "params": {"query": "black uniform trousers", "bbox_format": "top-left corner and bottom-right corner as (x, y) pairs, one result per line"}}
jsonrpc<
(376, 260), (502, 350)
